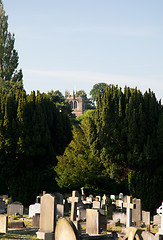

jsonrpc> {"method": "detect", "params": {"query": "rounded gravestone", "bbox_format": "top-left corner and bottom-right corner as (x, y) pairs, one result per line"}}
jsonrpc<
(55, 218), (80, 240)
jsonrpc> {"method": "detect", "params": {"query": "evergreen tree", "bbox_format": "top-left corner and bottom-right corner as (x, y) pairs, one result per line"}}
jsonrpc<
(0, 89), (72, 205)
(0, 1), (23, 90)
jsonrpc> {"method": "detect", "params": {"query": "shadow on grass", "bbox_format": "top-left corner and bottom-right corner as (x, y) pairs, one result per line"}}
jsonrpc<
(0, 228), (38, 239)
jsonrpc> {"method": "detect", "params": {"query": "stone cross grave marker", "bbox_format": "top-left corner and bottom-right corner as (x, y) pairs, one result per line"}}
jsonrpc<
(157, 202), (163, 235)
(123, 196), (135, 228)
(68, 191), (80, 221)
(101, 194), (107, 210)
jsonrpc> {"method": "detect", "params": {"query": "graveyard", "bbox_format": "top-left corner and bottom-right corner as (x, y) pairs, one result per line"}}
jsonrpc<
(0, 0), (163, 239)
(0, 191), (163, 240)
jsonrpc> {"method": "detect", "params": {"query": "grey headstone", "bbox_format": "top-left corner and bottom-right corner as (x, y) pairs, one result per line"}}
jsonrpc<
(153, 215), (161, 226)
(142, 210), (150, 231)
(57, 204), (64, 218)
(93, 200), (101, 209)
(132, 198), (142, 225)
(32, 213), (40, 228)
(36, 193), (56, 240)
(86, 209), (100, 235)
(7, 202), (24, 216)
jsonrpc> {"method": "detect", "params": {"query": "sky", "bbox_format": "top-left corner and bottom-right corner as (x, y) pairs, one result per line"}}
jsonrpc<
(3, 0), (163, 101)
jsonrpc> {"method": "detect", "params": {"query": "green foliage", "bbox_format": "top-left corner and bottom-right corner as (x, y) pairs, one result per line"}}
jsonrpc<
(0, 89), (72, 206)
(47, 90), (72, 115)
(0, 1), (23, 90)
(128, 171), (163, 214)
(56, 83), (163, 213)
(76, 90), (95, 110)
(90, 83), (108, 103)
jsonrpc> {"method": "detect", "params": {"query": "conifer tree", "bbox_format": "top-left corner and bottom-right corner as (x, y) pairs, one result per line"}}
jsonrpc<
(0, 1), (23, 90)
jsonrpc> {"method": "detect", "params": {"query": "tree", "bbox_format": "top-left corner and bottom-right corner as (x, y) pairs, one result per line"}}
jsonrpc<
(55, 84), (163, 212)
(76, 90), (95, 110)
(0, 1), (23, 90)
(0, 89), (72, 205)
(47, 90), (72, 115)
(90, 83), (108, 103)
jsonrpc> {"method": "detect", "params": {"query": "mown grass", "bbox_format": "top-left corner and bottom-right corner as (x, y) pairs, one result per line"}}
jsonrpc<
(0, 215), (38, 240)
(0, 228), (37, 239)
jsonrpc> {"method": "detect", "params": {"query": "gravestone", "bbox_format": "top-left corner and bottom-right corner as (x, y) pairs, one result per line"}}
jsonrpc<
(86, 209), (107, 235)
(77, 205), (86, 220)
(36, 196), (41, 203)
(93, 200), (101, 209)
(101, 194), (107, 210)
(86, 196), (93, 203)
(7, 202), (23, 216)
(29, 203), (40, 218)
(110, 195), (115, 201)
(116, 199), (123, 209)
(86, 209), (100, 235)
(142, 210), (150, 231)
(113, 212), (126, 225)
(123, 196), (135, 228)
(96, 196), (101, 202)
(32, 213), (40, 228)
(68, 191), (80, 221)
(153, 214), (161, 226)
(54, 193), (64, 204)
(119, 193), (123, 199)
(157, 202), (163, 235)
(0, 199), (5, 213)
(0, 215), (8, 233)
(132, 198), (142, 226)
(55, 218), (80, 240)
(57, 204), (64, 218)
(36, 193), (56, 240)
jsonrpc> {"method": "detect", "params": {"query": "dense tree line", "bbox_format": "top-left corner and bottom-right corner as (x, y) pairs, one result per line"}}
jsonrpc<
(0, 89), (72, 205)
(56, 85), (163, 213)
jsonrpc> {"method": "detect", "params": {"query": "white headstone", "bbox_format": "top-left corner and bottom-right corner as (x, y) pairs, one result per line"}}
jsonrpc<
(123, 196), (135, 228)
(110, 195), (115, 201)
(157, 202), (163, 235)
(29, 203), (40, 218)
(68, 191), (80, 221)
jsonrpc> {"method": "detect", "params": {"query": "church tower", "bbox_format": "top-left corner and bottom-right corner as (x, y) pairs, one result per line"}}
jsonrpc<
(65, 90), (85, 117)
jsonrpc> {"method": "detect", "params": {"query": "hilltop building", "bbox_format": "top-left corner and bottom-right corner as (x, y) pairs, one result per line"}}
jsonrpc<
(65, 91), (85, 117)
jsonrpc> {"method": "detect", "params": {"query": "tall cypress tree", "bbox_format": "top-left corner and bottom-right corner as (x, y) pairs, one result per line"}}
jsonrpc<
(0, 1), (23, 90)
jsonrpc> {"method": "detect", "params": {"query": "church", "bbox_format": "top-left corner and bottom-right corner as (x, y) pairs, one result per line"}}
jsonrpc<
(65, 91), (85, 117)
